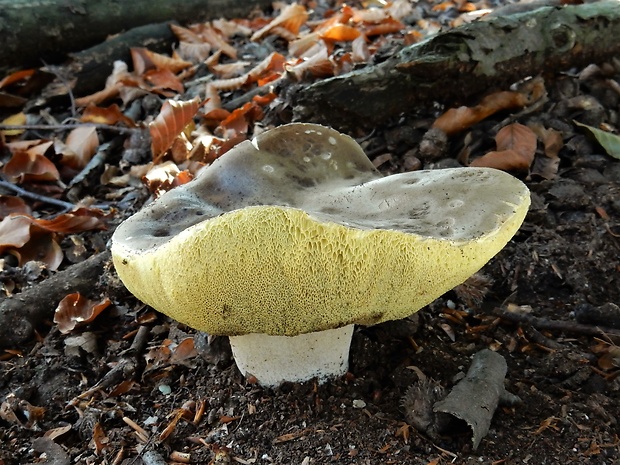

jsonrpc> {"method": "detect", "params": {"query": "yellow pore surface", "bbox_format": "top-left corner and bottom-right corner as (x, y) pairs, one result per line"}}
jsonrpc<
(112, 202), (528, 337)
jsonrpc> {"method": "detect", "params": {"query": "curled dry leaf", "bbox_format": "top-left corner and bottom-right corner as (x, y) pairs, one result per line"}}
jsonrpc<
(4, 140), (60, 182)
(529, 123), (562, 179)
(251, 3), (309, 42)
(131, 47), (192, 75)
(54, 293), (112, 334)
(433, 78), (546, 135)
(0, 196), (31, 219)
(80, 104), (137, 127)
(470, 123), (537, 171)
(0, 210), (106, 269)
(149, 97), (201, 160)
(58, 126), (100, 170)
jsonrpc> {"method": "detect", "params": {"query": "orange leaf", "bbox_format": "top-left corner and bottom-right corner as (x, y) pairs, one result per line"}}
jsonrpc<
(62, 126), (100, 169)
(363, 18), (405, 36)
(470, 123), (537, 171)
(251, 3), (308, 41)
(0, 69), (36, 89)
(252, 92), (277, 106)
(144, 68), (185, 93)
(33, 210), (107, 233)
(320, 24), (362, 42)
(149, 97), (201, 160)
(81, 104), (137, 127)
(3, 140), (60, 182)
(433, 91), (527, 135)
(217, 102), (263, 137)
(131, 48), (191, 75)
(54, 293), (112, 334)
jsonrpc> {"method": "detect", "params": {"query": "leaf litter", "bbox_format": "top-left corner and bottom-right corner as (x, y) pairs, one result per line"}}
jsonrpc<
(0, 0), (619, 464)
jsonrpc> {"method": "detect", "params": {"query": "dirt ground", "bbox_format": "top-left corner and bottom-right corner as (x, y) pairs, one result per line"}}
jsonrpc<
(1, 1), (620, 464)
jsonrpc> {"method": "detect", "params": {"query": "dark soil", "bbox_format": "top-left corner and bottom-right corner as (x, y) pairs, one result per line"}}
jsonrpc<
(1, 1), (620, 464)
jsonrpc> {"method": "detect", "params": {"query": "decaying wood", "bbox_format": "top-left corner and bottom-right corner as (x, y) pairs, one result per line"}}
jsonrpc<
(432, 350), (521, 450)
(66, 21), (178, 98)
(0, 250), (111, 349)
(293, 0), (620, 129)
(0, 0), (274, 73)
(495, 306), (620, 342)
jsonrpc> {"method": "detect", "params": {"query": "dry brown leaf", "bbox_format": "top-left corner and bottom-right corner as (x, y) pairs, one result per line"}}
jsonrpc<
(4, 140), (60, 182)
(176, 41), (212, 64)
(0, 215), (32, 253)
(529, 123), (562, 179)
(0, 209), (106, 268)
(54, 293), (112, 334)
(81, 104), (137, 127)
(144, 68), (185, 94)
(195, 23), (238, 59)
(90, 422), (108, 455)
(149, 97), (200, 160)
(433, 91), (528, 135)
(131, 48), (191, 75)
(61, 126), (100, 170)
(251, 3), (308, 41)
(170, 23), (204, 44)
(0, 196), (31, 219)
(470, 123), (537, 171)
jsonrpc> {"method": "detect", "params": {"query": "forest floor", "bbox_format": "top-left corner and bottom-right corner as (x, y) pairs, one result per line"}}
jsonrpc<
(0, 0), (619, 464)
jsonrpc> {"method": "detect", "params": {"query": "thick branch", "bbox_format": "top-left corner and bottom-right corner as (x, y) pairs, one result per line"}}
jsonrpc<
(293, 0), (620, 129)
(0, 0), (274, 73)
(0, 250), (111, 349)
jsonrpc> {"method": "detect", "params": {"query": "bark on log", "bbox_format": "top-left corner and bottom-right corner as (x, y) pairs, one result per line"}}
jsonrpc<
(0, 0), (274, 73)
(293, 0), (620, 130)
(68, 21), (178, 97)
(0, 250), (111, 349)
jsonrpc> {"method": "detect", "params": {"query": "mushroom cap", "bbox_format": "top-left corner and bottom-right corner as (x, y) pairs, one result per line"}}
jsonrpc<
(111, 123), (530, 336)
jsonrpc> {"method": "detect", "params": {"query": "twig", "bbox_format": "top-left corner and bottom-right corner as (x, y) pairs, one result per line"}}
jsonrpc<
(69, 325), (151, 405)
(222, 76), (287, 112)
(0, 123), (139, 135)
(494, 306), (620, 341)
(0, 179), (109, 211)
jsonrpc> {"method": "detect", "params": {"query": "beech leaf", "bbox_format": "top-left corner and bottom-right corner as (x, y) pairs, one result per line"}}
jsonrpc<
(149, 97), (201, 160)
(54, 293), (112, 334)
(470, 123), (536, 171)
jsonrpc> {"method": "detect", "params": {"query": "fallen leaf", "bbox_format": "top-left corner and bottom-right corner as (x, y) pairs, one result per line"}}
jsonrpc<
(470, 123), (537, 171)
(4, 140), (60, 182)
(54, 293), (112, 334)
(61, 126), (100, 169)
(0, 196), (31, 219)
(574, 120), (620, 160)
(81, 104), (137, 127)
(149, 97), (201, 160)
(1, 112), (27, 136)
(251, 3), (309, 42)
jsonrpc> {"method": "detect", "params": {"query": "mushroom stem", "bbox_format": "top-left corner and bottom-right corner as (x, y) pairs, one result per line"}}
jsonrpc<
(229, 324), (355, 386)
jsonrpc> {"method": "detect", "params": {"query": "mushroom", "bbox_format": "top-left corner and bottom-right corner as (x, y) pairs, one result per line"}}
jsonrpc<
(111, 123), (530, 387)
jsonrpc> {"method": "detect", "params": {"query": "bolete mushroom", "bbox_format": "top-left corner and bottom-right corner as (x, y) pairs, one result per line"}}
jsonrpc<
(111, 123), (530, 387)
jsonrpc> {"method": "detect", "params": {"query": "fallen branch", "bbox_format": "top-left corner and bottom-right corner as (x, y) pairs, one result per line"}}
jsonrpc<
(293, 0), (620, 129)
(0, 0), (275, 73)
(494, 306), (620, 341)
(0, 250), (111, 349)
